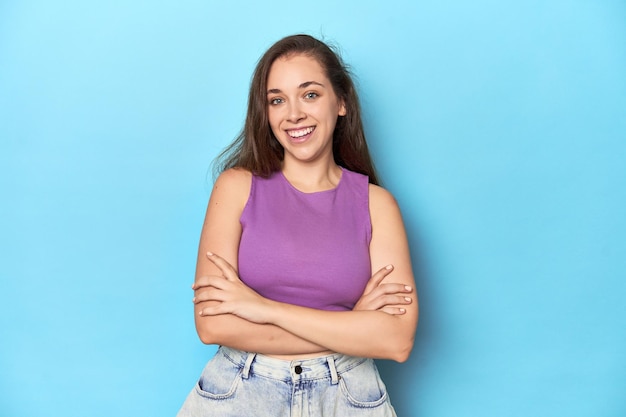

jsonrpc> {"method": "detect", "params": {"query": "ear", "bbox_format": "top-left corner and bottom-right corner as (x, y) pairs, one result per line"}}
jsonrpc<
(338, 100), (347, 116)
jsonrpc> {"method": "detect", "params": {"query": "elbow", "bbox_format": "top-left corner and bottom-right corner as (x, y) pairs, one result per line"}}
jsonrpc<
(390, 338), (414, 363)
(194, 303), (229, 345)
(387, 315), (417, 363)
(392, 308), (419, 363)
(376, 332), (413, 362)
(198, 327), (228, 346)
(195, 317), (220, 345)
(388, 321), (416, 362)
(197, 329), (214, 345)
(195, 312), (245, 347)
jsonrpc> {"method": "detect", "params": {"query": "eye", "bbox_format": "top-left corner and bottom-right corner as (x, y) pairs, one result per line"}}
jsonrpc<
(304, 92), (319, 100)
(269, 97), (284, 105)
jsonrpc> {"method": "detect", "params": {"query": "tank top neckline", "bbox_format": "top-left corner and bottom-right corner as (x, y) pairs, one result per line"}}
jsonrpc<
(278, 167), (345, 195)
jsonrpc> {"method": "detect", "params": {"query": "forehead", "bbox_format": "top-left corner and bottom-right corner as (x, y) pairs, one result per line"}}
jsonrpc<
(267, 54), (328, 88)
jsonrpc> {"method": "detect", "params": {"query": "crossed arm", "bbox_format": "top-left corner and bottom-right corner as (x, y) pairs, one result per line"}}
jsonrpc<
(192, 169), (418, 362)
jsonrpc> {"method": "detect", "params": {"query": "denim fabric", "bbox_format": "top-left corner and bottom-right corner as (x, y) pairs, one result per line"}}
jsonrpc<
(177, 346), (398, 417)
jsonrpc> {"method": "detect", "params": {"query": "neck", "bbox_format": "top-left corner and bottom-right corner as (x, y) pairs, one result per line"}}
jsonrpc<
(281, 158), (342, 193)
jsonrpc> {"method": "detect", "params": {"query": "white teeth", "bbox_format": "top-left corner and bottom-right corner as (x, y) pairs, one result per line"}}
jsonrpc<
(288, 127), (314, 138)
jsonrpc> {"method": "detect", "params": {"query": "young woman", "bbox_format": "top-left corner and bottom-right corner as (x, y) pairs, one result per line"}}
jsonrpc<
(178, 34), (418, 417)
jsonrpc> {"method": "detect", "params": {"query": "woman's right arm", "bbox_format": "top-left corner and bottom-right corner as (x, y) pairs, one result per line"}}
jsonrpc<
(193, 168), (328, 355)
(193, 168), (412, 355)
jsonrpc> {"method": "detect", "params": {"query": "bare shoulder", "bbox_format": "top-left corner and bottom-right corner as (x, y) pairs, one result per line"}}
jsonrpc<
(214, 167), (252, 190)
(368, 183), (400, 214)
(200, 168), (251, 251)
(210, 168), (252, 207)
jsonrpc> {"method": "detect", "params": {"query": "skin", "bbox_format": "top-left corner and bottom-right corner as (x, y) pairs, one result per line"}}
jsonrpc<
(266, 54), (347, 188)
(192, 54), (418, 362)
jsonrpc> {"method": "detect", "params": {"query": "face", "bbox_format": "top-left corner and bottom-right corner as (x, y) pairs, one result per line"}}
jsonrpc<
(266, 54), (346, 165)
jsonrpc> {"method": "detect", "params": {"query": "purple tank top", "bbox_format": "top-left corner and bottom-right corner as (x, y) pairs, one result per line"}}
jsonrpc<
(238, 168), (372, 311)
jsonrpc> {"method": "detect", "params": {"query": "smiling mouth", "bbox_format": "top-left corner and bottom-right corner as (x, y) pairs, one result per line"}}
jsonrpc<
(287, 126), (315, 138)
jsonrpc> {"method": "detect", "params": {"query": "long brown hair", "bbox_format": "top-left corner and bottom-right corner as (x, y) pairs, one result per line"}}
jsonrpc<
(214, 34), (379, 185)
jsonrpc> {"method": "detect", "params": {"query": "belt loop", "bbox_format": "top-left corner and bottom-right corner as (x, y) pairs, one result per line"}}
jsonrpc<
(242, 352), (256, 379)
(327, 355), (339, 385)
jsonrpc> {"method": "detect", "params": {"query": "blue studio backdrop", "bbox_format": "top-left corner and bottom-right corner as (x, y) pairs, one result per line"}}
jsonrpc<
(1, 1), (625, 416)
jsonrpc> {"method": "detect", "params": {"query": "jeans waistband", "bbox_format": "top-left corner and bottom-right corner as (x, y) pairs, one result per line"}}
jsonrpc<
(218, 346), (368, 384)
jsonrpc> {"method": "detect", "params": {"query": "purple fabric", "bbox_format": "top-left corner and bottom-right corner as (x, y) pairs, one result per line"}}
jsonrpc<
(238, 168), (372, 311)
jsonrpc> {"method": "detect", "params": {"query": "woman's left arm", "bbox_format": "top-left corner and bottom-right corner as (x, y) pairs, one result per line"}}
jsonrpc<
(197, 185), (418, 362)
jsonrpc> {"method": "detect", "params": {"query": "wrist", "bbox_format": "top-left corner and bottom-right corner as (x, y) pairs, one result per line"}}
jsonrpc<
(264, 299), (289, 326)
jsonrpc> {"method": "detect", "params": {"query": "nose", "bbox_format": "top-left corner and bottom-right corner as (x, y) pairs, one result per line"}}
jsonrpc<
(286, 100), (306, 123)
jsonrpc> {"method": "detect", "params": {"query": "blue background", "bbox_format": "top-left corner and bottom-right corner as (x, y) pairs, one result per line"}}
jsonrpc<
(1, 1), (625, 416)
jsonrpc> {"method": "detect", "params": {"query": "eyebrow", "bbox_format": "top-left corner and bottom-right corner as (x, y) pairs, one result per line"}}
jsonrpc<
(267, 81), (325, 95)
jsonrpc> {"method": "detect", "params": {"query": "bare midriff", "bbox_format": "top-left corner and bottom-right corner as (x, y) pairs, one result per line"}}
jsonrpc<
(266, 350), (335, 360)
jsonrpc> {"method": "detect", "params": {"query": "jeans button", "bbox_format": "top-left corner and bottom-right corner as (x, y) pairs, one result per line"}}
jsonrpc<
(294, 365), (303, 374)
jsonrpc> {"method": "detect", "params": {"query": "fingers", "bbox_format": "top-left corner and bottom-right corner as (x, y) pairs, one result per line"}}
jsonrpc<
(192, 275), (232, 304)
(362, 283), (412, 306)
(379, 306), (408, 315)
(198, 304), (230, 317)
(192, 274), (228, 291)
(367, 294), (413, 311)
(191, 252), (240, 289)
(373, 283), (413, 296)
(206, 252), (240, 282)
(192, 286), (223, 304)
(362, 265), (394, 294)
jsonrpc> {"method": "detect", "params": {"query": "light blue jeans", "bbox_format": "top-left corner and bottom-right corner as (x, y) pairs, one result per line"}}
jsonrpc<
(177, 346), (398, 417)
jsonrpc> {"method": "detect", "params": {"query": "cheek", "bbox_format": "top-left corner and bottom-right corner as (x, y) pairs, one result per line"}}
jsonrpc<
(267, 116), (279, 132)
(267, 112), (282, 139)
(267, 108), (281, 128)
(319, 102), (341, 121)
(320, 108), (340, 128)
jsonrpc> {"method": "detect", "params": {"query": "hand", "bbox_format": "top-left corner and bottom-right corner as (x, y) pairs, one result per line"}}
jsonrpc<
(192, 252), (275, 324)
(353, 265), (413, 315)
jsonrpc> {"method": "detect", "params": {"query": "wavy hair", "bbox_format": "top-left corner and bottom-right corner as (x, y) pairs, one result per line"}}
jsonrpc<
(214, 34), (379, 185)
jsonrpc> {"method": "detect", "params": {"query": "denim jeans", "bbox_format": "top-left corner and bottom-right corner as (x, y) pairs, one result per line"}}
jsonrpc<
(177, 346), (398, 417)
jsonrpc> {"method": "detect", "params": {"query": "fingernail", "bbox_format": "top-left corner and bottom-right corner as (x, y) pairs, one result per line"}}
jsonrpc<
(192, 297), (197, 303)
(386, 265), (393, 270)
(198, 311), (204, 316)
(206, 251), (213, 256)
(399, 308), (406, 313)
(191, 283), (196, 289)
(404, 286), (412, 291)
(404, 297), (411, 302)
